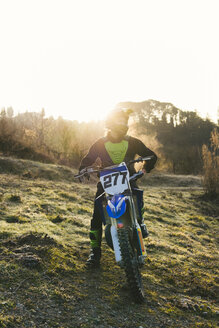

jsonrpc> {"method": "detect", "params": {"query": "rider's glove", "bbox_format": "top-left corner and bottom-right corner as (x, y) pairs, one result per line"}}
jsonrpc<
(78, 172), (83, 183)
(78, 168), (90, 182)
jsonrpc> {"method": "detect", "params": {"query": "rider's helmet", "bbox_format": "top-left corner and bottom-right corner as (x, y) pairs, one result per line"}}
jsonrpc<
(105, 108), (133, 131)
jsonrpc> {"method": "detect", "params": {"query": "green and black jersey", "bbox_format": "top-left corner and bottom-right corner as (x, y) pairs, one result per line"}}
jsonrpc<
(79, 133), (157, 175)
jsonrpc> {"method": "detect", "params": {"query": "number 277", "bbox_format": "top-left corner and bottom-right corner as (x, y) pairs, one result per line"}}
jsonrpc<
(103, 172), (127, 188)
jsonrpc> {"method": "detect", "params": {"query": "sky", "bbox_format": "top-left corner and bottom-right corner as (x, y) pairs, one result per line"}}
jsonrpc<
(0, 0), (218, 123)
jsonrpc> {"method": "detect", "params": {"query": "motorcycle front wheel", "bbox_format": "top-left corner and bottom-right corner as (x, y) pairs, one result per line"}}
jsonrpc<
(118, 227), (145, 303)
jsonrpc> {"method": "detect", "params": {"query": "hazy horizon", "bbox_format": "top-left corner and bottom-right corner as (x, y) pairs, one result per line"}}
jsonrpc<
(2, 98), (218, 125)
(0, 0), (218, 123)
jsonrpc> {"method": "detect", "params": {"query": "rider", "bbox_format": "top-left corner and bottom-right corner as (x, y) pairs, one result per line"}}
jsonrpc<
(78, 108), (157, 267)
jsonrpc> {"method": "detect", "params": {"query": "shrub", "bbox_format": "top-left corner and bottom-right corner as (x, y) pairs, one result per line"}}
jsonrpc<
(202, 129), (219, 198)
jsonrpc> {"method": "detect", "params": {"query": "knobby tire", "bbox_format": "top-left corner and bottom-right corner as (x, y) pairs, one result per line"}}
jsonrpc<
(118, 227), (145, 303)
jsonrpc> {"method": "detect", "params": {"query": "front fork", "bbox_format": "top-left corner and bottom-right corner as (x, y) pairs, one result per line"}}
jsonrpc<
(110, 196), (147, 266)
(129, 195), (147, 264)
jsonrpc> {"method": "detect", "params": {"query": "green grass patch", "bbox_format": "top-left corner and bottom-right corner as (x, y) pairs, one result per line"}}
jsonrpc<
(0, 165), (218, 328)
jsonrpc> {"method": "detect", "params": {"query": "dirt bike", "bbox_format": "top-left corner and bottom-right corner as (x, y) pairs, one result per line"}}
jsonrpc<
(74, 156), (154, 303)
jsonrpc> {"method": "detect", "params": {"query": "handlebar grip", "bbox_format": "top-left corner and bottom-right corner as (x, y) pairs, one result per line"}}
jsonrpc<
(129, 170), (144, 181)
(137, 171), (144, 179)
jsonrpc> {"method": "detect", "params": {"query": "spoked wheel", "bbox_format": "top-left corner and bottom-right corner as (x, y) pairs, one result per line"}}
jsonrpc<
(118, 227), (145, 303)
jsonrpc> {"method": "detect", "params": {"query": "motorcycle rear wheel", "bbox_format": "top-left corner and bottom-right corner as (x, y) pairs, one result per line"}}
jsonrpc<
(118, 227), (145, 303)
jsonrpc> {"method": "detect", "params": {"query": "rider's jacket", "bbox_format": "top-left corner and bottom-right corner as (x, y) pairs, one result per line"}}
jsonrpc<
(79, 133), (157, 175)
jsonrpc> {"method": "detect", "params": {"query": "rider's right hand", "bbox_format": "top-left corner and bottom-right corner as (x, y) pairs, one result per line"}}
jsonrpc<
(78, 171), (83, 183)
(78, 169), (90, 183)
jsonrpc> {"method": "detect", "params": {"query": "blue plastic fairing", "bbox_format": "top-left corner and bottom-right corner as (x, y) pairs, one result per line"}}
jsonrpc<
(106, 194), (127, 219)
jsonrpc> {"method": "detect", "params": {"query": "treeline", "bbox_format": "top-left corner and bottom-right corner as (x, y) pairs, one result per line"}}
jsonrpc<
(0, 108), (104, 166)
(118, 100), (218, 174)
(0, 100), (218, 175)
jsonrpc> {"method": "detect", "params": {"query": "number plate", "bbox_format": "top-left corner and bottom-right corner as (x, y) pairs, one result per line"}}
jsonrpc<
(100, 162), (130, 195)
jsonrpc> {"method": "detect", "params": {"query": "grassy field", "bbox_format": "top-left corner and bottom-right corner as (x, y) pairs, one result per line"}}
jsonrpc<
(0, 157), (218, 328)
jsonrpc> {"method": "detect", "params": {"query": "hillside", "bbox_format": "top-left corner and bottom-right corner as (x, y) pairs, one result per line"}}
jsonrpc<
(0, 156), (203, 187)
(0, 158), (218, 328)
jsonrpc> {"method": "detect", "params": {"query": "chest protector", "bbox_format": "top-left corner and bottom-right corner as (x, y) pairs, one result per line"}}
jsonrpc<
(104, 140), (128, 164)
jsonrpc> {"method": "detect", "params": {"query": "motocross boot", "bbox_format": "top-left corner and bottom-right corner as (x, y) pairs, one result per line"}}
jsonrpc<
(86, 247), (101, 268)
(86, 230), (102, 267)
(139, 205), (149, 238)
(140, 220), (149, 238)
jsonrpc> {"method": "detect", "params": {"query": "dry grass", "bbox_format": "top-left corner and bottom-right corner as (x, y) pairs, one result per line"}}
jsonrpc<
(0, 158), (218, 327)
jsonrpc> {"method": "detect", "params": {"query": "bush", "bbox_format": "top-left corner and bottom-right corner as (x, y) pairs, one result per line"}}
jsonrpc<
(202, 129), (219, 198)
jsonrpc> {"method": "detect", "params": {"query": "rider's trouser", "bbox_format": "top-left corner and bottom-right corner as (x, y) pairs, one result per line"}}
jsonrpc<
(91, 182), (104, 232)
(89, 182), (144, 249)
(89, 182), (104, 249)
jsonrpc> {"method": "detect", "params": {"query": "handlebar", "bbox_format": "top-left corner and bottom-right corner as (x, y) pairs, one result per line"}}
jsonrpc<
(128, 156), (154, 165)
(74, 167), (99, 179)
(74, 156), (154, 180)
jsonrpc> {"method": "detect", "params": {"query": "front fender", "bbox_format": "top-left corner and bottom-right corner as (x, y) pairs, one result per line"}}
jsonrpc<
(106, 194), (127, 219)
